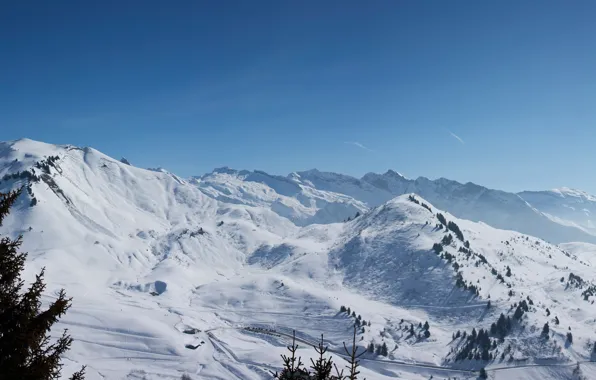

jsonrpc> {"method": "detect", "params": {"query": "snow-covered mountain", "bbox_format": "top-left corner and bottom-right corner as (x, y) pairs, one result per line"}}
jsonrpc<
(519, 188), (596, 235)
(1, 138), (596, 380)
(191, 168), (368, 226)
(197, 167), (596, 244)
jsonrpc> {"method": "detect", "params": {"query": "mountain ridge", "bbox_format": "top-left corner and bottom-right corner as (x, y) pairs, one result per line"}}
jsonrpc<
(4, 138), (596, 244)
(196, 164), (596, 244)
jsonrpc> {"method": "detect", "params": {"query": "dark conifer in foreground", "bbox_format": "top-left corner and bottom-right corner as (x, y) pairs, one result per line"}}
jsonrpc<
(273, 330), (310, 379)
(0, 189), (85, 380)
(310, 335), (333, 380)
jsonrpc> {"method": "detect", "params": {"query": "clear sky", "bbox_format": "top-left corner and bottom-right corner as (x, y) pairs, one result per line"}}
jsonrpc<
(2, 1), (595, 193)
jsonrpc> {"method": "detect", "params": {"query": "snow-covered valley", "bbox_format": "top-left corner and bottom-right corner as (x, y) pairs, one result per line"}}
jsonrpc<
(2, 139), (596, 380)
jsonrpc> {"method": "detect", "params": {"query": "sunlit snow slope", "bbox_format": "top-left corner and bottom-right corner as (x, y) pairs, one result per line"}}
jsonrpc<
(1, 138), (596, 380)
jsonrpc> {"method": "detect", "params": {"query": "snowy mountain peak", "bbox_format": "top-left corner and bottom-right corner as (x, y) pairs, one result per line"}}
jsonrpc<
(552, 187), (596, 201)
(383, 168), (407, 179)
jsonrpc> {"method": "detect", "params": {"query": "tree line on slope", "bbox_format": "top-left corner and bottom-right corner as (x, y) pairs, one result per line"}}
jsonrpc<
(0, 188), (85, 380)
(0, 156), (61, 207)
(407, 194), (432, 213)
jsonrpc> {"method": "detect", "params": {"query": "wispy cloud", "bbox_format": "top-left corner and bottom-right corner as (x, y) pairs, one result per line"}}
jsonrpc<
(448, 130), (465, 145)
(344, 141), (374, 152)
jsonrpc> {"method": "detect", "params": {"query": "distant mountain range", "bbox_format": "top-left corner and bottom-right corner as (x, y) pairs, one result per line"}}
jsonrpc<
(194, 166), (596, 244)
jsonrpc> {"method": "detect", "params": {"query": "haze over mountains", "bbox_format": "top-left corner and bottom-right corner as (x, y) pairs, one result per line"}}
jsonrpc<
(1, 138), (596, 380)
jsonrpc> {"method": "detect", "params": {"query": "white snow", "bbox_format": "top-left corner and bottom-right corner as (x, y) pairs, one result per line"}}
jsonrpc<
(198, 165), (596, 245)
(1, 138), (596, 380)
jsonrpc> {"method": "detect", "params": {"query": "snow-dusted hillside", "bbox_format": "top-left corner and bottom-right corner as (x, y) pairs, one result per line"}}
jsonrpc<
(1, 138), (596, 380)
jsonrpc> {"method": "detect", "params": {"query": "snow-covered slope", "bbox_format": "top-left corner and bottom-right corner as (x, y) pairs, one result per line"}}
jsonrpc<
(197, 167), (596, 244)
(519, 188), (596, 236)
(2, 138), (596, 380)
(303, 169), (596, 244)
(193, 168), (367, 226)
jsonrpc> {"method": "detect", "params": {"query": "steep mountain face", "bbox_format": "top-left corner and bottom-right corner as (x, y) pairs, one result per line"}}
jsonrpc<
(2, 138), (596, 380)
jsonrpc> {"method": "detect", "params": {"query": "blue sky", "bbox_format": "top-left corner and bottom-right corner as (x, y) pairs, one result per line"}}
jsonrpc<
(1, 1), (595, 193)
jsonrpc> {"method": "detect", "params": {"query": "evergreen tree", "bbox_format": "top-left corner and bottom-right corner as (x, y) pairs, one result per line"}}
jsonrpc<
(0, 189), (85, 380)
(337, 329), (367, 380)
(273, 330), (310, 379)
(490, 322), (497, 335)
(447, 221), (464, 241)
(367, 342), (374, 353)
(541, 323), (549, 338)
(423, 321), (429, 331)
(554, 316), (560, 325)
(340, 306), (346, 313)
(309, 335), (333, 380)
(381, 342), (388, 356)
(479, 367), (488, 379)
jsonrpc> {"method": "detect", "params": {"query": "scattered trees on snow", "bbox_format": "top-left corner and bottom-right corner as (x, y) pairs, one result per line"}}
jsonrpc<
(273, 327), (365, 380)
(447, 221), (464, 242)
